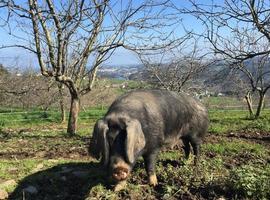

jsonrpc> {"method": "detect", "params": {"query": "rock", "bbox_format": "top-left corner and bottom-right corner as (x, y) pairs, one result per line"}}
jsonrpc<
(70, 147), (76, 150)
(0, 189), (8, 200)
(24, 186), (38, 194)
(8, 167), (18, 173)
(0, 179), (17, 189)
(229, 132), (235, 136)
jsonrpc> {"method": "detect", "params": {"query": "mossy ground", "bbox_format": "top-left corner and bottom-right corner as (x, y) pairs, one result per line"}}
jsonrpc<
(0, 108), (269, 199)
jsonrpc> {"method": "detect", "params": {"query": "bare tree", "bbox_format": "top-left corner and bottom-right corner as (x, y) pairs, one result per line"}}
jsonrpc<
(0, 0), (182, 135)
(233, 55), (270, 118)
(138, 37), (213, 93)
(174, 0), (270, 118)
(0, 58), (67, 120)
(57, 83), (66, 123)
(0, 69), (60, 109)
(176, 0), (270, 60)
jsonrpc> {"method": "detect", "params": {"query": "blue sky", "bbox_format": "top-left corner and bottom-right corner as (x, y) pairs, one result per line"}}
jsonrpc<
(0, 0), (149, 68)
(0, 31), (141, 67)
(0, 0), (211, 70)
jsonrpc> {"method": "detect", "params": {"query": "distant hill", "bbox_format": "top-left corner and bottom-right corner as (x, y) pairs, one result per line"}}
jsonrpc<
(98, 64), (144, 80)
(98, 58), (270, 96)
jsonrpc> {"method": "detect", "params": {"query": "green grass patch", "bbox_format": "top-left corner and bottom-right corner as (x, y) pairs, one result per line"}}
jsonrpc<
(1, 107), (270, 135)
(203, 96), (243, 107)
(208, 109), (270, 134)
(0, 107), (107, 128)
(0, 159), (72, 180)
(203, 139), (267, 157)
(159, 151), (181, 161)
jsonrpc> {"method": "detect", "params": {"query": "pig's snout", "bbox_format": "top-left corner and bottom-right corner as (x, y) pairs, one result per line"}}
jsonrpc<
(110, 156), (131, 182)
(112, 167), (129, 181)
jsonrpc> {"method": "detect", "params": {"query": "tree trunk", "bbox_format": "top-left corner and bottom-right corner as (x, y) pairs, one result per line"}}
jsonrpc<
(245, 91), (254, 118)
(58, 84), (66, 123)
(67, 95), (80, 136)
(255, 92), (265, 119)
(60, 100), (66, 123)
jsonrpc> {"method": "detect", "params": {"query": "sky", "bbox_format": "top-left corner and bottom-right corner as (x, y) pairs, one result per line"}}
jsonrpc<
(0, 0), (145, 69)
(0, 0), (210, 70)
(0, 20), (142, 67)
(0, 46), (141, 69)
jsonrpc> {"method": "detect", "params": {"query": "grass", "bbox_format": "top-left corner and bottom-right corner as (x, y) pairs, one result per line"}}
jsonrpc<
(0, 159), (61, 180)
(0, 107), (107, 129)
(0, 107), (269, 199)
(202, 139), (267, 158)
(208, 109), (270, 133)
(203, 96), (243, 107)
(202, 96), (270, 109)
(1, 107), (270, 135)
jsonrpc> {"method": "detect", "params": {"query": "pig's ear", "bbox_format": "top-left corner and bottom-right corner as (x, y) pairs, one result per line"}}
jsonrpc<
(125, 119), (146, 163)
(89, 119), (109, 166)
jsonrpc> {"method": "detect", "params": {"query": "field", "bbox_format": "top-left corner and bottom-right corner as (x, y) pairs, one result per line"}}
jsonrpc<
(0, 106), (269, 200)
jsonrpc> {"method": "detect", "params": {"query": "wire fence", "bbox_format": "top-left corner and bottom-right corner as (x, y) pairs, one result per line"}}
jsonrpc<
(207, 104), (270, 110)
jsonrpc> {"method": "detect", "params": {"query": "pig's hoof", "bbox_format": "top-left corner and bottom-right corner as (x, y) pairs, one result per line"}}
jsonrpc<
(114, 181), (127, 192)
(149, 174), (158, 186)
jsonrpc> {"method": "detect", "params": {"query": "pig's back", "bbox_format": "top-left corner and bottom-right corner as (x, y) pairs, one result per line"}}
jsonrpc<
(106, 89), (208, 147)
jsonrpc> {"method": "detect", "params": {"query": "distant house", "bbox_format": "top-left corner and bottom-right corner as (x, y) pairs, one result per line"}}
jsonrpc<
(111, 82), (128, 89)
(217, 92), (224, 97)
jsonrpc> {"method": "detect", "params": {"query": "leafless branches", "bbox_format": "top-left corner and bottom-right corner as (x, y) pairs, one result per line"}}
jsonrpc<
(234, 54), (270, 117)
(176, 0), (270, 117)
(0, 69), (61, 110)
(177, 0), (270, 62)
(138, 37), (213, 93)
(0, 0), (183, 134)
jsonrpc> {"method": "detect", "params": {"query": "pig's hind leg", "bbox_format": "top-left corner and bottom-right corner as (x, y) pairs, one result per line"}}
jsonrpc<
(182, 137), (191, 159)
(181, 135), (201, 165)
(190, 138), (201, 166)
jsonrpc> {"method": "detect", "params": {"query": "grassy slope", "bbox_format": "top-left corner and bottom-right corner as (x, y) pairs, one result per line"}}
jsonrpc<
(0, 105), (270, 199)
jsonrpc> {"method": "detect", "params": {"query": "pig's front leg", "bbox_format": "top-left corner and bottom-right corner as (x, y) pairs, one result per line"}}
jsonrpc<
(143, 151), (158, 186)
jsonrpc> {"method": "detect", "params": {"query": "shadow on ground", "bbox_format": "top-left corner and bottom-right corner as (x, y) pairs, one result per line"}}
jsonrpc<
(9, 162), (108, 200)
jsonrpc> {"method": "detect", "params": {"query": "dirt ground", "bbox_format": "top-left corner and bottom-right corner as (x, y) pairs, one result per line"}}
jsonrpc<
(0, 127), (269, 200)
(1, 126), (269, 160)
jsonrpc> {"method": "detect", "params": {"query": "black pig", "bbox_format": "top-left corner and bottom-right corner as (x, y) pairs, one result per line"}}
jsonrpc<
(89, 89), (208, 190)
